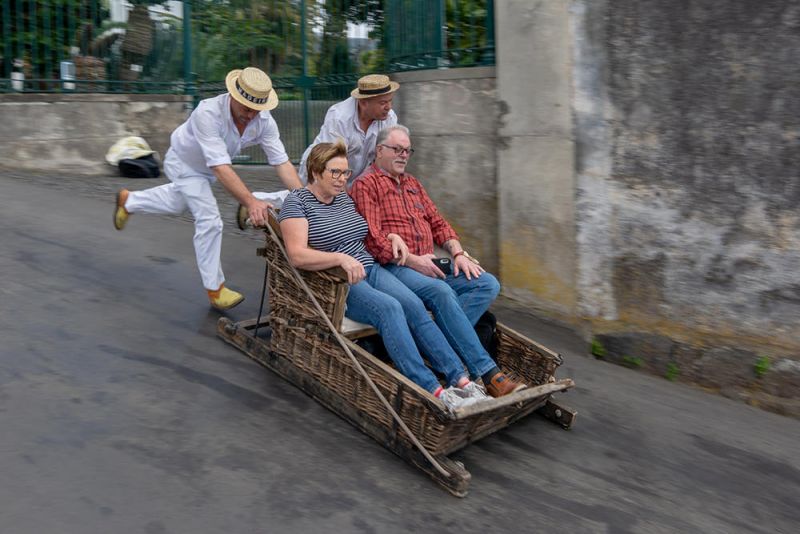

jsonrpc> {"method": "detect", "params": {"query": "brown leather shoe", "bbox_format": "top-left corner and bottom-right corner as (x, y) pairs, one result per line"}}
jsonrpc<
(485, 372), (527, 398)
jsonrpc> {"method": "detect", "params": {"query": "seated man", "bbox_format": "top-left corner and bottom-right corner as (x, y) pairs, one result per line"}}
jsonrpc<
(350, 125), (525, 398)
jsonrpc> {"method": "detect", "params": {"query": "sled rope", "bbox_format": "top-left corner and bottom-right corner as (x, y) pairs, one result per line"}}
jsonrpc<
(266, 218), (450, 478)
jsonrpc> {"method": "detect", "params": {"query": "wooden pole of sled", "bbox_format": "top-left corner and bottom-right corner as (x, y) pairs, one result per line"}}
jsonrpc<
(265, 219), (452, 479)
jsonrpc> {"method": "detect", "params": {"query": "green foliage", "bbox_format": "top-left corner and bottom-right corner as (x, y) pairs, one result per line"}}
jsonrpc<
(445, 0), (489, 65)
(192, 1), (300, 81)
(590, 339), (607, 359)
(358, 48), (385, 74)
(622, 355), (643, 368)
(2, 0), (111, 79)
(665, 362), (680, 381)
(754, 356), (770, 378)
(192, 0), (384, 80)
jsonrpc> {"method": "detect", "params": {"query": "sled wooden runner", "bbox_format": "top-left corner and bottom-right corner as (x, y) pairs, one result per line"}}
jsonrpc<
(217, 215), (577, 497)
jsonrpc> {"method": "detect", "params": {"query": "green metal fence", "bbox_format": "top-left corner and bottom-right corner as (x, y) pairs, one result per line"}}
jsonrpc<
(1, 1), (494, 161)
(0, 0), (188, 93)
(385, 0), (494, 71)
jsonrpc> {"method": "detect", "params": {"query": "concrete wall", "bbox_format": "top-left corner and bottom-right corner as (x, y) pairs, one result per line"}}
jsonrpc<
(399, 0), (800, 415)
(571, 0), (800, 412)
(392, 67), (499, 274)
(0, 93), (190, 175)
(496, 0), (577, 318)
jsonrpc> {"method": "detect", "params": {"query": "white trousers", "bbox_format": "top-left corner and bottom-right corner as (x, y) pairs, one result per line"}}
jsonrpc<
(125, 157), (224, 291)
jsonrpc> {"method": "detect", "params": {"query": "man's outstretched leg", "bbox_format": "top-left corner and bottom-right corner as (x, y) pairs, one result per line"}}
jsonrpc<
(178, 177), (244, 310)
(114, 182), (188, 231)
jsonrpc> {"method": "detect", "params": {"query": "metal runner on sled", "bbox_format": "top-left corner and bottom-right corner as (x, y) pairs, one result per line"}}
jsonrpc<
(217, 214), (577, 497)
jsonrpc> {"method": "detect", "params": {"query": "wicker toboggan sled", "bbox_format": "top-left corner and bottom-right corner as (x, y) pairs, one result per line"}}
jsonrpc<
(217, 215), (576, 496)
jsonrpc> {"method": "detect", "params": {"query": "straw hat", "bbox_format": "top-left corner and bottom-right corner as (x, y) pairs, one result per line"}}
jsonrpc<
(351, 74), (400, 99)
(225, 67), (279, 111)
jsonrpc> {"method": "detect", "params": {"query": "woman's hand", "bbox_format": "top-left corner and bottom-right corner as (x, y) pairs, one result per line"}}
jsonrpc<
(387, 233), (409, 265)
(338, 253), (366, 285)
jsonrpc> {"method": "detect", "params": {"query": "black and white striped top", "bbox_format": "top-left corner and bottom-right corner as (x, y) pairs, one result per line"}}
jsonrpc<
(277, 188), (375, 268)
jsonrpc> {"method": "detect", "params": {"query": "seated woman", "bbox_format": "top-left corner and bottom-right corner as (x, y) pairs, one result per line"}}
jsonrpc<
(278, 140), (487, 411)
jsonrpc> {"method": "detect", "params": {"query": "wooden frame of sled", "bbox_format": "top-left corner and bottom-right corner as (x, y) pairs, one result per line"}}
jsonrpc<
(217, 219), (576, 497)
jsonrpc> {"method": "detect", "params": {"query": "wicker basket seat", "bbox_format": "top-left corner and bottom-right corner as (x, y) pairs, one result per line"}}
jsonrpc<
(216, 214), (576, 496)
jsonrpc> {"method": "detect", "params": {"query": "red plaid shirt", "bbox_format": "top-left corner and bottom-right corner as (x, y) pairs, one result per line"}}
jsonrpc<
(350, 164), (459, 264)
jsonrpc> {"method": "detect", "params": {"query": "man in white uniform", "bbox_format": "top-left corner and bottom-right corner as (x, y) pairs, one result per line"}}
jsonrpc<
(236, 74), (399, 230)
(113, 67), (302, 310)
(298, 74), (399, 187)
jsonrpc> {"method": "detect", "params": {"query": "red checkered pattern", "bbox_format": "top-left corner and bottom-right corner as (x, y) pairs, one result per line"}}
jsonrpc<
(350, 165), (459, 264)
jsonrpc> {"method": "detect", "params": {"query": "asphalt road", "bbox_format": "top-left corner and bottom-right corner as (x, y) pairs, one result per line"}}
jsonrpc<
(1, 171), (798, 533)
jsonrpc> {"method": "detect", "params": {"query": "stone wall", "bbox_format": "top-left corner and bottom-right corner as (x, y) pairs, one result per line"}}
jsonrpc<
(0, 93), (190, 175)
(572, 0), (800, 414)
(495, 0), (577, 318)
(392, 67), (499, 274)
(392, 0), (800, 415)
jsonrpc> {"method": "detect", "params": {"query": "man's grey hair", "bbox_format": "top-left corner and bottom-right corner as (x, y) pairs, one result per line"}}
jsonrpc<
(376, 124), (410, 147)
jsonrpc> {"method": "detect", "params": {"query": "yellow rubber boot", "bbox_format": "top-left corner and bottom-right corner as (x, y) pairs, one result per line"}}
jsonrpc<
(207, 284), (245, 310)
(114, 189), (130, 231)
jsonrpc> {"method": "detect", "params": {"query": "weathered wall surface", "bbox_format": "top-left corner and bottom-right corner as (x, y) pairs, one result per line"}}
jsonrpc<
(392, 67), (499, 273)
(573, 0), (800, 413)
(0, 94), (190, 175)
(496, 0), (577, 318)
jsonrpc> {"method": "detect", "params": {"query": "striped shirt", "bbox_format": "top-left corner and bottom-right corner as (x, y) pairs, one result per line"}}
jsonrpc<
(278, 188), (374, 268)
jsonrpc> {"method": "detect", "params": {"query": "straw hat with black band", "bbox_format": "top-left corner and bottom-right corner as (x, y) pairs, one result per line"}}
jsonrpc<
(351, 74), (400, 99)
(225, 67), (279, 111)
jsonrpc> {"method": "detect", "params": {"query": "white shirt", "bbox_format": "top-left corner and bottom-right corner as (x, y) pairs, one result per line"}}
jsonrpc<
(298, 96), (397, 186)
(167, 93), (289, 179)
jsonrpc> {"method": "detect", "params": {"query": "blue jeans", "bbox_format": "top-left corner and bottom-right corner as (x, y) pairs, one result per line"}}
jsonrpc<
(345, 264), (469, 392)
(383, 264), (500, 380)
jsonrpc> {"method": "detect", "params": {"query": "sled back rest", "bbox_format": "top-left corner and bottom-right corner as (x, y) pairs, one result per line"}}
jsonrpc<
(265, 211), (376, 338)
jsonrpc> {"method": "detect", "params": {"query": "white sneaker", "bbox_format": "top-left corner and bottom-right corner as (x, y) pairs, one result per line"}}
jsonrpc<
(438, 386), (481, 412)
(460, 381), (490, 401)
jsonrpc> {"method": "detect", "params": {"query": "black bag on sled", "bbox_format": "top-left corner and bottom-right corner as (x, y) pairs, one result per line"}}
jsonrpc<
(474, 310), (499, 361)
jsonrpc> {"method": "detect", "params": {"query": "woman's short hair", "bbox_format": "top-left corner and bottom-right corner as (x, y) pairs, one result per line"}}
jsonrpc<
(306, 138), (348, 183)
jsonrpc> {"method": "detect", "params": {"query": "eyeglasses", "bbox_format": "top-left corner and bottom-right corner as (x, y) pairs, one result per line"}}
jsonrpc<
(325, 167), (354, 180)
(380, 144), (415, 156)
